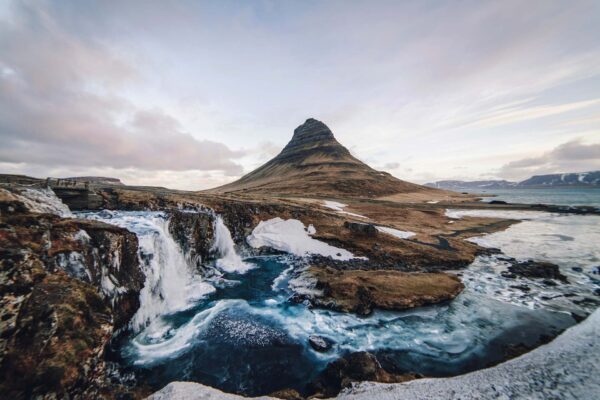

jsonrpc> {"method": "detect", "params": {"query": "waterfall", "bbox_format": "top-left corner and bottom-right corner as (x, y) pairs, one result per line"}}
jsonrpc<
(211, 215), (254, 274)
(81, 211), (215, 331)
(132, 216), (193, 329)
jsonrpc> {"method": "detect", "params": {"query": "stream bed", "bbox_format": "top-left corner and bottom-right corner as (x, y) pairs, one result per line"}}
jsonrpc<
(80, 210), (600, 396)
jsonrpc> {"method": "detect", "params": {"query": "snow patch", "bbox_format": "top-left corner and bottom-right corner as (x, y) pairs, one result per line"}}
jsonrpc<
(247, 217), (362, 260)
(376, 226), (415, 239)
(323, 200), (368, 219)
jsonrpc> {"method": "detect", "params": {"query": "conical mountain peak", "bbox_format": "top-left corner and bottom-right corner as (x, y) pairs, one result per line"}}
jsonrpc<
(209, 118), (430, 197)
(290, 118), (335, 143)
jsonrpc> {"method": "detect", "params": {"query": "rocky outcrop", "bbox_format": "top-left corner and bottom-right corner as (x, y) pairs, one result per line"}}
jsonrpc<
(504, 259), (568, 282)
(0, 188), (145, 398)
(168, 210), (216, 267)
(308, 335), (335, 352)
(343, 222), (378, 237)
(309, 352), (419, 398)
(309, 266), (464, 315)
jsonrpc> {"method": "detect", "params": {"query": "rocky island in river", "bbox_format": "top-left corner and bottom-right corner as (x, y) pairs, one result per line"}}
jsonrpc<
(1, 119), (599, 399)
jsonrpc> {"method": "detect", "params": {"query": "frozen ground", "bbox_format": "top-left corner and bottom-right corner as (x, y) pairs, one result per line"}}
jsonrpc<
(246, 217), (363, 261)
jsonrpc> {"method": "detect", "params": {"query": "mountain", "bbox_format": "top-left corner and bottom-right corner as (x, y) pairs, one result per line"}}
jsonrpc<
(518, 171), (600, 187)
(210, 118), (434, 197)
(426, 171), (600, 190)
(426, 180), (517, 190)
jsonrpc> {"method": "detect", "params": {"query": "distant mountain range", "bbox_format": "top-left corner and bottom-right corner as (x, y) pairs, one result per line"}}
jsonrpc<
(426, 171), (600, 190)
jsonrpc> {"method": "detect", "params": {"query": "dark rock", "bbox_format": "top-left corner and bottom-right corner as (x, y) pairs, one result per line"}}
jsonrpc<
(168, 209), (215, 267)
(571, 312), (587, 323)
(308, 335), (334, 352)
(507, 260), (568, 282)
(501, 271), (517, 279)
(0, 190), (145, 398)
(489, 200), (508, 204)
(344, 221), (378, 237)
(510, 284), (531, 292)
(269, 388), (303, 400)
(542, 279), (557, 286)
(594, 288), (600, 297)
(592, 266), (600, 275)
(309, 352), (418, 397)
(572, 267), (583, 273)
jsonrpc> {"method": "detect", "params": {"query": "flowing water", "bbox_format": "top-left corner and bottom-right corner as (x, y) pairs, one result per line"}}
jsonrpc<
(79, 210), (600, 396)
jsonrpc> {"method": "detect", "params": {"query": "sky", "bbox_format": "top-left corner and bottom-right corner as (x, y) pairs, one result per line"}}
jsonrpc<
(1, 0), (599, 190)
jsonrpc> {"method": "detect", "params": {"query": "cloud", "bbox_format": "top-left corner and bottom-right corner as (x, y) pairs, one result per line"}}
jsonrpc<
(499, 139), (600, 179)
(0, 1), (245, 180)
(383, 162), (400, 170)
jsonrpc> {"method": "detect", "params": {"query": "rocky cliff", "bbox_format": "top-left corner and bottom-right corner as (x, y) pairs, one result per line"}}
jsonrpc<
(0, 188), (145, 399)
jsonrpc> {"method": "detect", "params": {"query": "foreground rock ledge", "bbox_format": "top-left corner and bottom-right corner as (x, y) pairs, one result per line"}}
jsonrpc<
(147, 307), (600, 399)
(309, 267), (464, 315)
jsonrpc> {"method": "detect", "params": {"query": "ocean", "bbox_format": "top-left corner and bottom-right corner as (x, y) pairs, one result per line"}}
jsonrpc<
(455, 187), (600, 207)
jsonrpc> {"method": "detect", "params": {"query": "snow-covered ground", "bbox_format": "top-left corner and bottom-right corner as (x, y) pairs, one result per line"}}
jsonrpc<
(322, 200), (368, 219)
(375, 226), (415, 239)
(246, 217), (363, 261)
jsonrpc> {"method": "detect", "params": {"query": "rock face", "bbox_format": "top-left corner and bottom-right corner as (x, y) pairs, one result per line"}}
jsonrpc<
(309, 267), (464, 315)
(310, 352), (419, 398)
(209, 118), (437, 197)
(0, 188), (145, 398)
(168, 210), (216, 267)
(505, 260), (568, 282)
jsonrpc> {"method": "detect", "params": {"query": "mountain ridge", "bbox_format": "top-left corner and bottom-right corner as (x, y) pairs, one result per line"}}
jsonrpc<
(426, 171), (600, 190)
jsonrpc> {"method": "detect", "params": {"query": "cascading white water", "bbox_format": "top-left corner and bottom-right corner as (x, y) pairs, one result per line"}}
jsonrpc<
(133, 216), (195, 329)
(211, 215), (254, 274)
(80, 211), (215, 331)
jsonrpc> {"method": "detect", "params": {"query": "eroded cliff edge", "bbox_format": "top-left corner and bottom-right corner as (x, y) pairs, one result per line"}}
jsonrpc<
(0, 188), (145, 399)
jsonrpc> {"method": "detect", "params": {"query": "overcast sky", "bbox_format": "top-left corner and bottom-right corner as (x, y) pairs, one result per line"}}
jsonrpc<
(1, 0), (599, 189)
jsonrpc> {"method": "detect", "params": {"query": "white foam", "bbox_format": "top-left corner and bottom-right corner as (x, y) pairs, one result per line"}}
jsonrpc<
(211, 215), (254, 274)
(246, 217), (362, 261)
(376, 226), (415, 239)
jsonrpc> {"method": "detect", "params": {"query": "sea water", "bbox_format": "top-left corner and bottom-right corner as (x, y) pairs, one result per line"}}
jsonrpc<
(457, 187), (600, 207)
(80, 210), (599, 396)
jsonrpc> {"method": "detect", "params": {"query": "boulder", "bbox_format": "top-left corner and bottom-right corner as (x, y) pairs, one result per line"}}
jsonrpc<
(344, 221), (378, 237)
(507, 260), (568, 282)
(309, 352), (419, 397)
(309, 335), (335, 352)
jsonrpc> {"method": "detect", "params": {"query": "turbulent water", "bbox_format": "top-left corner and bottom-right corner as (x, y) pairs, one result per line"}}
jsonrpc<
(80, 209), (600, 396)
